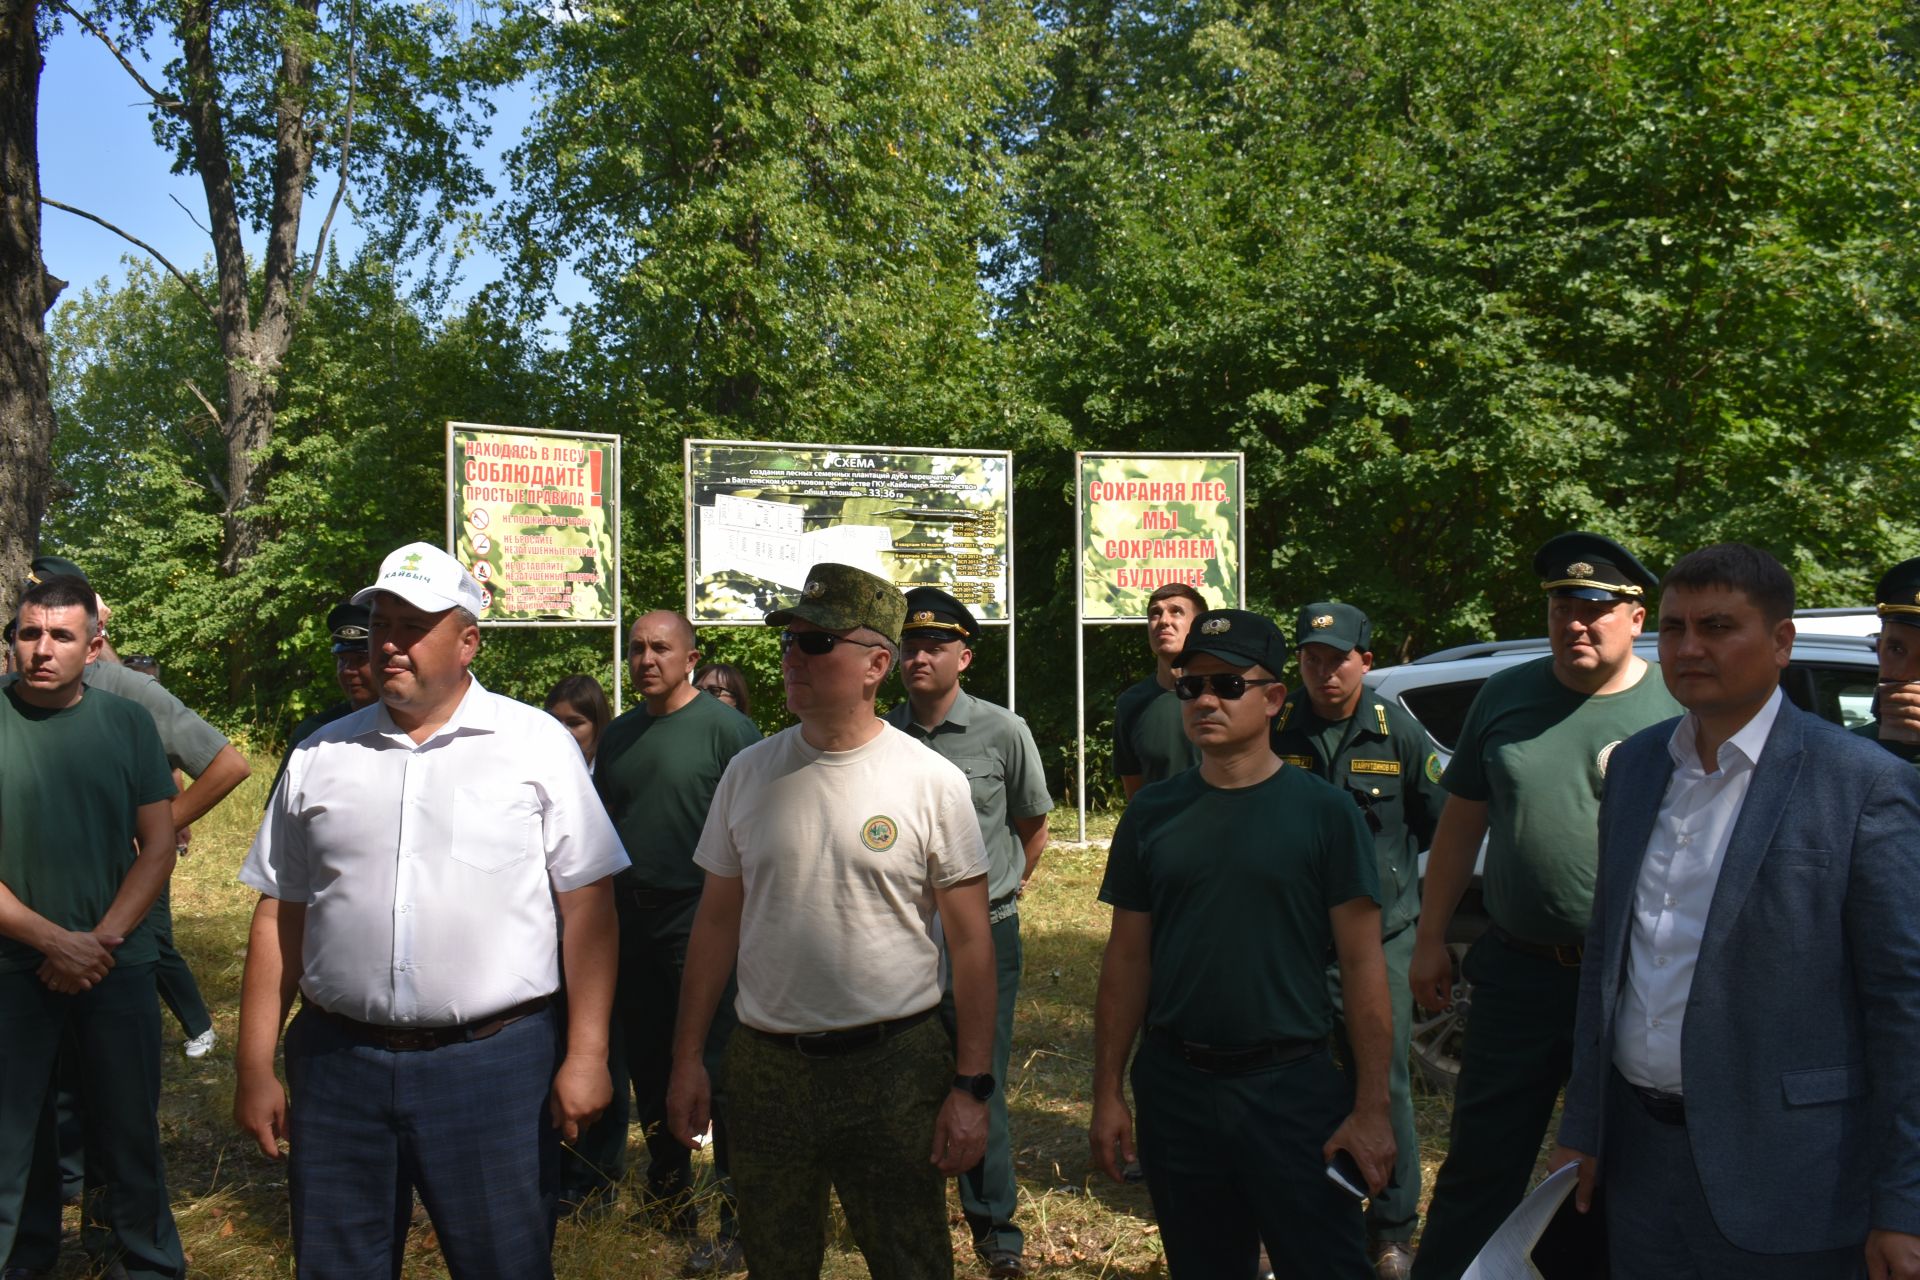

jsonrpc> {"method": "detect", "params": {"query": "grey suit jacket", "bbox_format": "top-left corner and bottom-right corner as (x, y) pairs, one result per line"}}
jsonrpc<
(1560, 697), (1920, 1253)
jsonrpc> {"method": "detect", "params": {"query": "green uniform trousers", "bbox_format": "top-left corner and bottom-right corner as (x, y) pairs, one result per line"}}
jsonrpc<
(1408, 931), (1581, 1280)
(1330, 924), (1419, 1244)
(1132, 1037), (1372, 1279)
(0, 963), (184, 1280)
(939, 909), (1022, 1257)
(724, 1012), (955, 1280)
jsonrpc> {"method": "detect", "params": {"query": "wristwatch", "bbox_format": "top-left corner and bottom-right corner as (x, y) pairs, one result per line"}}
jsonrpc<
(952, 1072), (996, 1102)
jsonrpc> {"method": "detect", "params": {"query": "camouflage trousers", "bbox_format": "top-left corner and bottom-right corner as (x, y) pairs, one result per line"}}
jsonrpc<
(723, 1011), (954, 1280)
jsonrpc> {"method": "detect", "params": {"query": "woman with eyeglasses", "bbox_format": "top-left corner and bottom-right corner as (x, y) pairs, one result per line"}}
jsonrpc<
(693, 662), (753, 719)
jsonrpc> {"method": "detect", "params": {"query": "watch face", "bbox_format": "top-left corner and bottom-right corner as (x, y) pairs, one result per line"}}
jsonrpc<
(956, 1073), (996, 1101)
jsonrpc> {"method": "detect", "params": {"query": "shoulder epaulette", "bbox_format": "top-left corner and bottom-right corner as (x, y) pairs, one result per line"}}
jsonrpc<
(1373, 702), (1389, 736)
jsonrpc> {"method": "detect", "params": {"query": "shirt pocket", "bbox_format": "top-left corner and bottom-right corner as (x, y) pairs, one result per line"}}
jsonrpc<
(449, 783), (536, 874)
(956, 756), (1003, 812)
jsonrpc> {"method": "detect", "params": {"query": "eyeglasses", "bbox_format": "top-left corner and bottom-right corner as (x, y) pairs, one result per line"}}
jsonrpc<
(779, 630), (885, 657)
(1172, 673), (1279, 701)
(697, 683), (738, 702)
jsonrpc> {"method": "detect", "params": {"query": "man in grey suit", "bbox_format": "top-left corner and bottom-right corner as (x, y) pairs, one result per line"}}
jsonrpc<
(1550, 543), (1920, 1279)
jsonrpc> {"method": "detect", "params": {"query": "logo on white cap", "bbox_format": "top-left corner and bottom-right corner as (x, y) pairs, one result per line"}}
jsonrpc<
(351, 541), (486, 616)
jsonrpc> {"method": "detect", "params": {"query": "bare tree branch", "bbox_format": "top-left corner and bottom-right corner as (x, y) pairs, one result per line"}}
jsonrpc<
(300, 0), (359, 312)
(182, 377), (223, 429)
(170, 194), (211, 238)
(39, 198), (214, 315)
(49, 0), (183, 114)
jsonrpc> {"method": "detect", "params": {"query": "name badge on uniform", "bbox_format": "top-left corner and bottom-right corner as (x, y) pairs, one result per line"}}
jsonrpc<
(1279, 754), (1314, 769)
(1350, 759), (1400, 776)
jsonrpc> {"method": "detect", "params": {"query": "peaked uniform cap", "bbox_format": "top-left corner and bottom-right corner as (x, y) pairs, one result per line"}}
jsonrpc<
(1875, 557), (1920, 628)
(901, 586), (979, 643)
(327, 601), (371, 653)
(765, 562), (907, 644)
(1533, 531), (1657, 602)
(26, 555), (88, 589)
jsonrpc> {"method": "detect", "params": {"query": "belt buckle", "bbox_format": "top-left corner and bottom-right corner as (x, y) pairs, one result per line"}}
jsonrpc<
(1554, 944), (1583, 968)
(385, 1028), (439, 1052)
(792, 1030), (846, 1060)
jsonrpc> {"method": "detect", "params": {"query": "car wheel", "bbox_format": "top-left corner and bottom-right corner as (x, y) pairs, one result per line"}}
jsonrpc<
(1410, 942), (1471, 1095)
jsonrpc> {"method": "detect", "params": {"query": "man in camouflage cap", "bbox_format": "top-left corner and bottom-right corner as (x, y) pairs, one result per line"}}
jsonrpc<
(1271, 602), (1443, 1279)
(668, 563), (997, 1279)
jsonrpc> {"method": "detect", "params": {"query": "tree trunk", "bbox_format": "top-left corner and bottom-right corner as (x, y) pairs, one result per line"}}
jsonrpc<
(0, 0), (60, 622)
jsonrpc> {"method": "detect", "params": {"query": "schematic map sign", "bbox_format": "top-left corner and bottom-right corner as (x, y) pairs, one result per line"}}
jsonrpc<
(448, 422), (619, 623)
(686, 440), (1011, 624)
(1078, 452), (1244, 620)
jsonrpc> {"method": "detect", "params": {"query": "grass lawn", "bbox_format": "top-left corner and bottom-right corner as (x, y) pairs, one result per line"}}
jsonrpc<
(59, 755), (1543, 1278)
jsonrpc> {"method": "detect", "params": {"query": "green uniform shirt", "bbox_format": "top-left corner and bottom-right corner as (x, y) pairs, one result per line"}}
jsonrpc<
(1271, 689), (1444, 937)
(885, 688), (1054, 902)
(1853, 719), (1920, 770)
(1442, 655), (1682, 944)
(595, 689), (761, 892)
(1113, 675), (1198, 785)
(5, 660), (229, 775)
(1099, 766), (1380, 1044)
(0, 685), (176, 974)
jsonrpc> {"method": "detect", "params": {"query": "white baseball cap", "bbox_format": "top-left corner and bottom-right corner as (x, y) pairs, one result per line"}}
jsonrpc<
(351, 541), (486, 616)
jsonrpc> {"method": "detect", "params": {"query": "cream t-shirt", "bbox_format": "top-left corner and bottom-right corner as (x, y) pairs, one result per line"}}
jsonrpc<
(694, 722), (987, 1033)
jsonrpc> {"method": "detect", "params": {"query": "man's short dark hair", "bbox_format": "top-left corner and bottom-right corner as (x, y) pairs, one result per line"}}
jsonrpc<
(1661, 543), (1796, 624)
(1147, 583), (1209, 612)
(19, 575), (99, 629)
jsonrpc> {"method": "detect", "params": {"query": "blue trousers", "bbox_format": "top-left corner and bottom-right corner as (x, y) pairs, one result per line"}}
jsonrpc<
(284, 1003), (561, 1280)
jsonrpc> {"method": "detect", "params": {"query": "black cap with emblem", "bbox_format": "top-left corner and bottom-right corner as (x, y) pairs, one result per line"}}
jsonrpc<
(327, 601), (371, 654)
(1875, 557), (1920, 632)
(1294, 602), (1371, 654)
(1174, 608), (1288, 674)
(26, 555), (88, 589)
(1533, 531), (1658, 602)
(901, 586), (979, 645)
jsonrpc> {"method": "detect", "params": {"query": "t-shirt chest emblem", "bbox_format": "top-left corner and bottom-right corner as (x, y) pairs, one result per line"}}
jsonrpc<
(1597, 740), (1621, 777)
(861, 815), (899, 852)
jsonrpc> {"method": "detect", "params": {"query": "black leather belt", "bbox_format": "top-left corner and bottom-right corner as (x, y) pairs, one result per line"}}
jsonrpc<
(617, 883), (702, 911)
(1488, 923), (1584, 968)
(1617, 1068), (1686, 1125)
(1147, 1026), (1325, 1074)
(307, 995), (550, 1052)
(751, 1007), (936, 1059)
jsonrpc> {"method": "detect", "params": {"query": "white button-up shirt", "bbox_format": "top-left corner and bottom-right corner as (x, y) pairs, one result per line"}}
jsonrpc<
(241, 678), (628, 1027)
(1615, 686), (1783, 1092)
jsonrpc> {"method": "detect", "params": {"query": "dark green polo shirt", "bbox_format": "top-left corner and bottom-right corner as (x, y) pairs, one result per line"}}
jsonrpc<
(595, 689), (761, 892)
(1271, 689), (1443, 937)
(1854, 719), (1920, 770)
(886, 688), (1054, 902)
(0, 685), (176, 973)
(1113, 675), (1197, 785)
(1099, 765), (1379, 1044)
(1443, 656), (1682, 945)
(5, 660), (229, 775)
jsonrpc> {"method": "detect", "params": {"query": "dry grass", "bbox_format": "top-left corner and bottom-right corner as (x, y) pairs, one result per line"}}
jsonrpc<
(47, 759), (1533, 1278)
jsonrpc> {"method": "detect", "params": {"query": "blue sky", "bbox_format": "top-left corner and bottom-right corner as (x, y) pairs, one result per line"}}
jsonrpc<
(36, 23), (577, 319)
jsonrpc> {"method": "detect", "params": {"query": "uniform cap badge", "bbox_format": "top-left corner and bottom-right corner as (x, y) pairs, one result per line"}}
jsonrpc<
(1200, 617), (1231, 635)
(911, 610), (934, 624)
(804, 580), (826, 598)
(1567, 561), (1593, 577)
(1311, 614), (1334, 629)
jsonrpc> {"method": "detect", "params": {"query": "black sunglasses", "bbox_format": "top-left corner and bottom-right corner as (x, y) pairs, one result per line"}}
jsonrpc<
(779, 630), (885, 657)
(1173, 673), (1279, 701)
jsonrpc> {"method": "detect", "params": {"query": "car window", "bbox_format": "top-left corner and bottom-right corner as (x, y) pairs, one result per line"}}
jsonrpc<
(1397, 679), (1487, 753)
(1784, 662), (1879, 730)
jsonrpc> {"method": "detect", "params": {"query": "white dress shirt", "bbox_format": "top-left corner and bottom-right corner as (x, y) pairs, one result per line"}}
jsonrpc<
(1615, 686), (1783, 1092)
(241, 678), (629, 1027)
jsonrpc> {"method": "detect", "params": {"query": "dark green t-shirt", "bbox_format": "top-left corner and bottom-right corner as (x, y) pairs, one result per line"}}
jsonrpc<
(1854, 719), (1920, 770)
(595, 690), (761, 892)
(0, 685), (176, 973)
(1098, 765), (1380, 1044)
(1113, 675), (1198, 785)
(1443, 655), (1682, 944)
(1272, 690), (1445, 937)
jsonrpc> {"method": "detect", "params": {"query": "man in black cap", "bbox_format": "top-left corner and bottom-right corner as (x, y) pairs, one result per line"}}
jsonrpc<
(271, 600), (377, 791)
(1859, 557), (1920, 769)
(1092, 607), (1394, 1279)
(1114, 583), (1209, 800)
(886, 586), (1052, 1278)
(1407, 532), (1683, 1280)
(1271, 602), (1443, 1279)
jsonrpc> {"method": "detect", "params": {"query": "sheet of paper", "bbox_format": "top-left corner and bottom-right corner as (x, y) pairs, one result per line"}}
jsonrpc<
(1462, 1161), (1583, 1280)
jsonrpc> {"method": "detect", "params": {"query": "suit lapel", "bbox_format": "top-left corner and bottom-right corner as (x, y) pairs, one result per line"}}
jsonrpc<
(1696, 701), (1807, 979)
(1601, 740), (1673, 1009)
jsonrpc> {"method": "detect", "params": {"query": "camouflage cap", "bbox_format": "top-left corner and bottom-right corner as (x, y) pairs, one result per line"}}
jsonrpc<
(766, 563), (907, 644)
(1175, 608), (1288, 674)
(1294, 602), (1371, 654)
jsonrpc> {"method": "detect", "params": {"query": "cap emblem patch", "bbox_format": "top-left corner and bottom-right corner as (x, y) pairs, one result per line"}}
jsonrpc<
(1200, 617), (1231, 635)
(911, 610), (934, 624)
(804, 579), (826, 598)
(1567, 561), (1593, 577)
(402, 553), (423, 572)
(1311, 614), (1333, 629)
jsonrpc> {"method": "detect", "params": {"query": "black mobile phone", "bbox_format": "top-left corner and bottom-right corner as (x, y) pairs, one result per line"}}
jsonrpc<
(1326, 1148), (1368, 1199)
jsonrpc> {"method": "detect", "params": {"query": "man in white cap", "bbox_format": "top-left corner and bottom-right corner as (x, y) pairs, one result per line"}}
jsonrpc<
(232, 541), (628, 1280)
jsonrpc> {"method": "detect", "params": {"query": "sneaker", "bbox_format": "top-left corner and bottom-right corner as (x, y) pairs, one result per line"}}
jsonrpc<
(183, 1029), (217, 1059)
(1371, 1240), (1414, 1280)
(682, 1236), (745, 1277)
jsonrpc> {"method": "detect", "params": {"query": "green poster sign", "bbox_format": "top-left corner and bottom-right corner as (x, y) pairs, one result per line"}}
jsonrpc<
(686, 440), (1012, 624)
(1078, 453), (1243, 620)
(448, 423), (619, 623)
